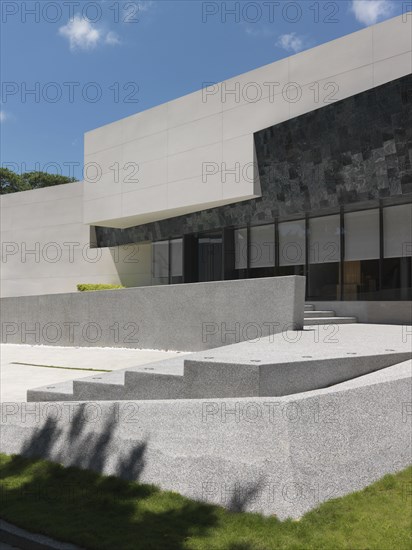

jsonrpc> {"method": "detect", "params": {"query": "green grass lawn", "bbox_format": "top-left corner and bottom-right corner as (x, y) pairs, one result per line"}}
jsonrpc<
(0, 454), (411, 550)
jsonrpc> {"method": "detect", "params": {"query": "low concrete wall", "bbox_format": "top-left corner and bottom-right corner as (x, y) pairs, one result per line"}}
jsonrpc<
(1, 362), (410, 519)
(0, 276), (305, 351)
(312, 301), (412, 325)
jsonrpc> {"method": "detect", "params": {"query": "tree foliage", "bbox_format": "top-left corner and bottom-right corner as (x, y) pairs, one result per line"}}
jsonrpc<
(21, 171), (77, 190)
(0, 168), (29, 194)
(0, 168), (77, 195)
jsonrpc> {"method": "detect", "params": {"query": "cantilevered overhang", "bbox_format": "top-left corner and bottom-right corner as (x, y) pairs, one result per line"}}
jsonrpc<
(83, 13), (412, 229)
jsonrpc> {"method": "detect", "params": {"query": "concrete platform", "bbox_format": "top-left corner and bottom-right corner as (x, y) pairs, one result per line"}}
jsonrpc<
(183, 323), (410, 397)
(27, 324), (412, 402)
(3, 360), (411, 519)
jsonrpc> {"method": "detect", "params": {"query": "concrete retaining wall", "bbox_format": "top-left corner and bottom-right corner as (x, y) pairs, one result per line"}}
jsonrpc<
(1, 361), (410, 519)
(312, 301), (412, 325)
(0, 276), (305, 351)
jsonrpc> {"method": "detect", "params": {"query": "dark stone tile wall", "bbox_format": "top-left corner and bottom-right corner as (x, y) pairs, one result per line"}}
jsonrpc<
(96, 74), (412, 248)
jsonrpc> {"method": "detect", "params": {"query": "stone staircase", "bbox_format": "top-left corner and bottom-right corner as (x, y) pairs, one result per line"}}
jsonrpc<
(28, 323), (412, 405)
(304, 304), (357, 326)
(26, 304), (364, 404)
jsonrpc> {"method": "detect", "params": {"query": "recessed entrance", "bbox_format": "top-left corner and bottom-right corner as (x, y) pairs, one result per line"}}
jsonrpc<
(198, 232), (223, 282)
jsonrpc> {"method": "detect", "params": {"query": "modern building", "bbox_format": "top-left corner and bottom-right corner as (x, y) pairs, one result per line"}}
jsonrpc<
(1, 14), (411, 320)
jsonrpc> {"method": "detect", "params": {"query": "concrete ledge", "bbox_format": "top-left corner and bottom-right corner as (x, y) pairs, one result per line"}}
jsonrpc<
(1, 276), (305, 351)
(3, 361), (411, 519)
(183, 351), (411, 398)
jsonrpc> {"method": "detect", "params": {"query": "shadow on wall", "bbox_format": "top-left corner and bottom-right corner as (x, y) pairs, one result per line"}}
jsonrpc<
(19, 407), (147, 480)
(0, 405), (264, 549)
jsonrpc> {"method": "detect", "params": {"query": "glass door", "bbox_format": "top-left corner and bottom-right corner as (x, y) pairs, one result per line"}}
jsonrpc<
(198, 232), (223, 282)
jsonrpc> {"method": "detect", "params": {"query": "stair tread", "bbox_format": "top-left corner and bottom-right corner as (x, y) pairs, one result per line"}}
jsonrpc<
(27, 380), (74, 399)
(305, 316), (357, 320)
(73, 371), (125, 386)
(304, 317), (358, 325)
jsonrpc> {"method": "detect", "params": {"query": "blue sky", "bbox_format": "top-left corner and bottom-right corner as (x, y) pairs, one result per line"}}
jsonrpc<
(0, 0), (406, 180)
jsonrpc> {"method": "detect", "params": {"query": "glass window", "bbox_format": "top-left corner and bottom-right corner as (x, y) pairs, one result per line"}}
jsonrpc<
(343, 209), (380, 300)
(382, 204), (412, 300)
(279, 220), (306, 266)
(383, 204), (412, 258)
(198, 233), (223, 282)
(381, 257), (412, 300)
(345, 209), (379, 261)
(249, 224), (275, 269)
(309, 215), (340, 264)
(152, 241), (169, 285)
(170, 239), (183, 284)
(343, 259), (380, 300)
(308, 215), (341, 300)
(235, 228), (247, 270)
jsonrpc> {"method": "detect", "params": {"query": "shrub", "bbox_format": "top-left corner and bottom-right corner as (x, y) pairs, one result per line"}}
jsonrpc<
(77, 284), (125, 292)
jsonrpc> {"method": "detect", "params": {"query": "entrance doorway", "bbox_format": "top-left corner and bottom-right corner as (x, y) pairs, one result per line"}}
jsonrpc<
(197, 232), (223, 282)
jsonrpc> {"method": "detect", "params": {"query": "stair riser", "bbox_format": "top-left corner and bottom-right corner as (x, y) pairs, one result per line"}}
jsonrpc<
(72, 374), (184, 401)
(27, 390), (73, 402)
(124, 373), (184, 400)
(73, 382), (129, 401)
(304, 311), (335, 318)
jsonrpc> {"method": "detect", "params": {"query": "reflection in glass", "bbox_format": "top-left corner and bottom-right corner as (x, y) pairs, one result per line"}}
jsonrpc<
(249, 224), (275, 278)
(152, 241), (169, 285)
(343, 209), (379, 300)
(170, 238), (183, 284)
(308, 215), (340, 299)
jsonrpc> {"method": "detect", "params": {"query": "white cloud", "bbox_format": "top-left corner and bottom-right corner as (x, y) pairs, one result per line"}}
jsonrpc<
(245, 26), (275, 38)
(59, 15), (121, 51)
(0, 110), (8, 122)
(276, 33), (305, 53)
(137, 1), (154, 12)
(59, 15), (100, 50)
(350, 0), (394, 25)
(105, 31), (120, 45)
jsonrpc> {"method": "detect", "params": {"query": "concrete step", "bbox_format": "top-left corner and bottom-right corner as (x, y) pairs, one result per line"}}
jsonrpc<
(31, 325), (412, 403)
(304, 310), (335, 318)
(73, 357), (186, 401)
(304, 316), (358, 325)
(27, 380), (74, 402)
(183, 350), (412, 398)
(304, 304), (315, 311)
(27, 357), (187, 402)
(27, 374), (182, 403)
(124, 371), (184, 399)
(73, 371), (127, 401)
